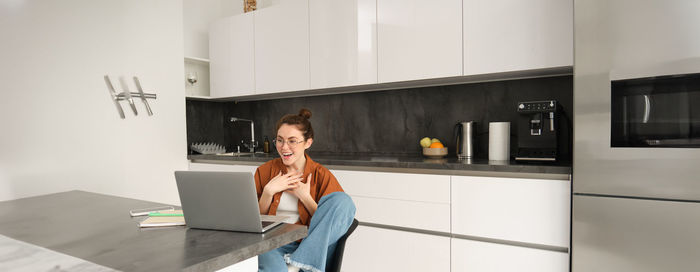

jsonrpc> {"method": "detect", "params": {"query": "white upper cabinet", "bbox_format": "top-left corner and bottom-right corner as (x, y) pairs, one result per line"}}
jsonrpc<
(208, 17), (230, 97)
(207, 0), (573, 98)
(309, 0), (377, 89)
(254, 0), (310, 94)
(377, 0), (463, 83)
(463, 0), (573, 75)
(209, 13), (255, 97)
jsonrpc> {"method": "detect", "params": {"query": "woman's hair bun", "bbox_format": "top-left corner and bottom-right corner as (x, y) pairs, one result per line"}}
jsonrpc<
(298, 108), (312, 119)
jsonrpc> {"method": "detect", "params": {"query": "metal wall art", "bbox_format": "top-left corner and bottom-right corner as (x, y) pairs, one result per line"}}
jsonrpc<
(104, 75), (157, 119)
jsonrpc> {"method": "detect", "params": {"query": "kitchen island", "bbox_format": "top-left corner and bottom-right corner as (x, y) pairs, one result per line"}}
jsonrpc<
(0, 191), (307, 272)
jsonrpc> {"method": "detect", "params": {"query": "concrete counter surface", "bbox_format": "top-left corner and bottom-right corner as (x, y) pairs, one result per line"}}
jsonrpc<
(0, 191), (307, 272)
(189, 152), (571, 179)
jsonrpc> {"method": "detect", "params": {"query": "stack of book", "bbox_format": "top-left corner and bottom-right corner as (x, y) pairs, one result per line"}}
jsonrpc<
(129, 206), (186, 228)
(139, 210), (186, 227)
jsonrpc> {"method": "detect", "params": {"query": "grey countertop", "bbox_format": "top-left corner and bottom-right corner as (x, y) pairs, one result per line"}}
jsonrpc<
(189, 152), (571, 179)
(0, 191), (307, 272)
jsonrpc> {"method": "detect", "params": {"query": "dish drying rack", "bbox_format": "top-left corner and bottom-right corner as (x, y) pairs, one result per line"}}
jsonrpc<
(190, 142), (226, 154)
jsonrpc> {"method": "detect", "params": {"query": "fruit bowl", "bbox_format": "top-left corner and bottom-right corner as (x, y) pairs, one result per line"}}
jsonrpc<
(423, 147), (448, 158)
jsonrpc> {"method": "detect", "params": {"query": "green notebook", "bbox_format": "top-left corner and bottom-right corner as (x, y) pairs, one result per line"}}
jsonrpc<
(138, 210), (185, 227)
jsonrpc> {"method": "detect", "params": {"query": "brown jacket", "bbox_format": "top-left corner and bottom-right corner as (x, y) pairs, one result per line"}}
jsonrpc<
(254, 154), (344, 226)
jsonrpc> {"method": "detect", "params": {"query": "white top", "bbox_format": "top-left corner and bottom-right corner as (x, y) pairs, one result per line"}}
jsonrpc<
(277, 192), (300, 224)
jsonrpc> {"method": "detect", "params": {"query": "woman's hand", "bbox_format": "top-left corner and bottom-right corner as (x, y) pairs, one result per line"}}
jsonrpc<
(263, 171), (303, 197)
(291, 174), (318, 216)
(259, 171), (303, 214)
(290, 173), (312, 200)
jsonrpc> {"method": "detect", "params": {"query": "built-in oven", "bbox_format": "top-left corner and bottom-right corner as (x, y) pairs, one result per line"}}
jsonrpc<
(611, 72), (700, 147)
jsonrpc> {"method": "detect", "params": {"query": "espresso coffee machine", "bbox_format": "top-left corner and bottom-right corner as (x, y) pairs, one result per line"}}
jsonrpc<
(515, 100), (560, 162)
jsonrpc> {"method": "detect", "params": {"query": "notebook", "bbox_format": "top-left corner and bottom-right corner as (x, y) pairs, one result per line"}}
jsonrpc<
(130, 206), (175, 217)
(174, 171), (287, 233)
(138, 210), (186, 227)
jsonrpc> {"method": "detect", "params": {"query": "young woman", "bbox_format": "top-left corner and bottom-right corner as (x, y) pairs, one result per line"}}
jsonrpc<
(255, 108), (356, 272)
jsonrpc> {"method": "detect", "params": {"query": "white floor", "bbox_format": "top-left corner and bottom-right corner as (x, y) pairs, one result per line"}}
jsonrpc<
(215, 256), (257, 272)
(0, 234), (117, 272)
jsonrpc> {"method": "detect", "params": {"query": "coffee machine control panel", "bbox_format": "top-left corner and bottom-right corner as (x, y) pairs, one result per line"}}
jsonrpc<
(516, 100), (560, 162)
(517, 101), (557, 112)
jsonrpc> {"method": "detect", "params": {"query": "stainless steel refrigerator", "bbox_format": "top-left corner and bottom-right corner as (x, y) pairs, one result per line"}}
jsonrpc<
(573, 0), (700, 271)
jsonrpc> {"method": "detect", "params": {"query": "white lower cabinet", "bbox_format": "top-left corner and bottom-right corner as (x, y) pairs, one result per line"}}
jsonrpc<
(190, 163), (570, 271)
(342, 225), (450, 272)
(331, 170), (451, 232)
(350, 195), (450, 233)
(451, 238), (568, 272)
(451, 176), (570, 247)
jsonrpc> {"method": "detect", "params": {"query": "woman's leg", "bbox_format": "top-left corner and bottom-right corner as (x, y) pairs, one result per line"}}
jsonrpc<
(285, 192), (356, 272)
(259, 242), (299, 272)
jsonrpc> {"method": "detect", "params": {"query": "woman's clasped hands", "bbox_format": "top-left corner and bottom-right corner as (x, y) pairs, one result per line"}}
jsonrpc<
(264, 171), (302, 195)
(264, 170), (312, 199)
(290, 173), (312, 200)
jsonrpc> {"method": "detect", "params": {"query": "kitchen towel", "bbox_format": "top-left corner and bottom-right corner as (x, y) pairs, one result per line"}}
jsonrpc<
(489, 122), (510, 161)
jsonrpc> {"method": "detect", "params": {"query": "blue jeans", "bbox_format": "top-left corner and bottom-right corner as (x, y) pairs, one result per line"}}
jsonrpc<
(258, 192), (356, 272)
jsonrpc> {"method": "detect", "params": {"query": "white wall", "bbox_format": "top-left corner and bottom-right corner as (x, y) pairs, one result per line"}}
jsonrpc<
(183, 0), (243, 59)
(0, 0), (188, 205)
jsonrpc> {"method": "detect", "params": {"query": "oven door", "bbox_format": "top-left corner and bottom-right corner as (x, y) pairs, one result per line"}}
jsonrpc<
(611, 73), (700, 147)
(576, 70), (700, 201)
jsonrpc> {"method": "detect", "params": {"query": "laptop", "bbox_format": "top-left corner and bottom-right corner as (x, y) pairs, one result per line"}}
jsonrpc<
(174, 171), (287, 233)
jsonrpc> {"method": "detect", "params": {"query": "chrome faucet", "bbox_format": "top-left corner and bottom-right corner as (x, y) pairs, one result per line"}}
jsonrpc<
(230, 117), (255, 152)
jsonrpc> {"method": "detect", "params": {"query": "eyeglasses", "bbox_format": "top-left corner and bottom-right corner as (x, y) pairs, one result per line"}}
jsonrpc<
(274, 138), (305, 148)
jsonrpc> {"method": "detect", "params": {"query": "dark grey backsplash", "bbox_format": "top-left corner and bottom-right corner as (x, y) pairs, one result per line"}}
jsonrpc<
(186, 75), (573, 161)
(186, 100), (226, 146)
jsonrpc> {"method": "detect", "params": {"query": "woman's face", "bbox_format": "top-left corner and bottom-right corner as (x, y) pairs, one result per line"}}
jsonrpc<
(276, 124), (313, 167)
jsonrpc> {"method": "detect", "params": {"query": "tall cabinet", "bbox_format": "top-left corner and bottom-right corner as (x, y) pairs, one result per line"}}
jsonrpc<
(309, 0), (377, 89)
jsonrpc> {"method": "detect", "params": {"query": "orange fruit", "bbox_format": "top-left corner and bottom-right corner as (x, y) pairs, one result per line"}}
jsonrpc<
(429, 142), (444, 148)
